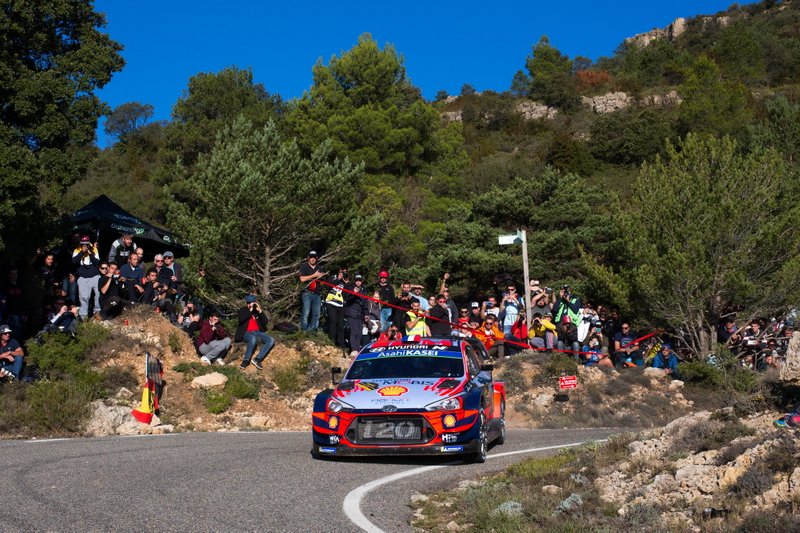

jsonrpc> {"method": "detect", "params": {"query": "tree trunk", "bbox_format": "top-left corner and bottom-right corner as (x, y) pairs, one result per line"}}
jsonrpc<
(261, 244), (271, 300)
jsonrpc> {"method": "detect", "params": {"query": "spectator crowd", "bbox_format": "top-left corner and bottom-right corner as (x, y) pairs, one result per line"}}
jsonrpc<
(296, 250), (798, 379)
(1, 238), (795, 384)
(0, 232), (276, 381)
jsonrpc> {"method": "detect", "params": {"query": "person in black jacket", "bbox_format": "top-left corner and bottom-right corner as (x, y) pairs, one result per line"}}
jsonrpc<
(235, 294), (274, 370)
(344, 274), (367, 356)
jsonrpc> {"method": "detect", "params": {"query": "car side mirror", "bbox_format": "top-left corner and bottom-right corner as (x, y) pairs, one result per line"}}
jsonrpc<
(331, 366), (342, 385)
(480, 363), (494, 373)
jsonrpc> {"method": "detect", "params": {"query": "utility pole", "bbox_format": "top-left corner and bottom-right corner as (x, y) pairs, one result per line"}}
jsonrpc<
(498, 229), (532, 326)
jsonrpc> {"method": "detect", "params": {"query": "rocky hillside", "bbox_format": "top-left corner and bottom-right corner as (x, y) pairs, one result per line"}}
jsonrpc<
(412, 408), (800, 531)
(494, 352), (695, 430)
(82, 308), (348, 437)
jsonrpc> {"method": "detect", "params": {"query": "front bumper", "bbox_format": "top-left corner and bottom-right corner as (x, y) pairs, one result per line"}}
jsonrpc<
(312, 438), (482, 457)
(311, 409), (481, 458)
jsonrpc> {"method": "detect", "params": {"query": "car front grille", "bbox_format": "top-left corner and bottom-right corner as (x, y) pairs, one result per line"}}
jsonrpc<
(346, 415), (435, 445)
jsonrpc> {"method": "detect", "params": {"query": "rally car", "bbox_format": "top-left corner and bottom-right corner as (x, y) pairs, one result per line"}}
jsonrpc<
(311, 336), (506, 462)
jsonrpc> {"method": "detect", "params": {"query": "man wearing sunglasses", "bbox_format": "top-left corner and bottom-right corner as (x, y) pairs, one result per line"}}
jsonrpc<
(0, 325), (23, 380)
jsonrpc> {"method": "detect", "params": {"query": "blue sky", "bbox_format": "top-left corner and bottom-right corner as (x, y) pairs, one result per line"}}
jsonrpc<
(95, 0), (740, 146)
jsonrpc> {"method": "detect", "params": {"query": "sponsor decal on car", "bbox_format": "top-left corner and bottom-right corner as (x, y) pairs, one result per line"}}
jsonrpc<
(377, 385), (408, 397)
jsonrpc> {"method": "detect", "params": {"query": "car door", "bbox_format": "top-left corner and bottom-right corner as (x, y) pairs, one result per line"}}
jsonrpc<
(465, 344), (494, 418)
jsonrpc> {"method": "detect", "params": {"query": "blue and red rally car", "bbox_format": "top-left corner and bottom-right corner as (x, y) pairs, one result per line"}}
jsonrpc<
(311, 336), (506, 462)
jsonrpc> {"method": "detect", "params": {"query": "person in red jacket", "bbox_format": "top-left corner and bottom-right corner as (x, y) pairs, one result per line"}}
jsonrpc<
(195, 310), (231, 365)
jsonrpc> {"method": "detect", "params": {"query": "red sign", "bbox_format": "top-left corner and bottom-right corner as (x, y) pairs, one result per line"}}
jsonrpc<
(559, 375), (578, 390)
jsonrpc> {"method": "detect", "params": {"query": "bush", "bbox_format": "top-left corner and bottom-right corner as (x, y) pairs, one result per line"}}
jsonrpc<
(25, 380), (94, 434)
(680, 351), (758, 393)
(537, 354), (578, 385)
(173, 362), (261, 413)
(168, 331), (182, 354)
(272, 364), (304, 394)
(204, 390), (232, 414)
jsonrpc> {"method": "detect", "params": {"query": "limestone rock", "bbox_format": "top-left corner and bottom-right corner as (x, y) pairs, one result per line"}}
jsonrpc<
(625, 17), (687, 48)
(675, 464), (720, 494)
(644, 367), (667, 380)
(442, 110), (462, 123)
(191, 372), (228, 389)
(582, 92), (633, 114)
(668, 380), (684, 391)
(515, 101), (557, 121)
(542, 485), (562, 494)
(790, 467), (800, 495)
(115, 387), (134, 401)
(779, 331), (800, 382)
(534, 393), (554, 407)
(410, 493), (429, 505)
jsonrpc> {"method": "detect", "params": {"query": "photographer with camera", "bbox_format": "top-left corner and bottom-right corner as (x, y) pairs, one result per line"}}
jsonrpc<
(529, 280), (552, 317)
(195, 310), (231, 366)
(323, 267), (348, 348)
(71, 235), (101, 319)
(235, 294), (274, 370)
(97, 262), (132, 319)
(528, 312), (557, 350)
(552, 285), (582, 325)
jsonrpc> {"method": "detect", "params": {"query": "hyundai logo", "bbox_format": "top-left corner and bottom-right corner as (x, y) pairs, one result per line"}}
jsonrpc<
(381, 405), (398, 412)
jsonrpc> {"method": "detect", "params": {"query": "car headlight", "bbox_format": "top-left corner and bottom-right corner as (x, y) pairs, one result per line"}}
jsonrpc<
(327, 398), (354, 413)
(425, 396), (462, 412)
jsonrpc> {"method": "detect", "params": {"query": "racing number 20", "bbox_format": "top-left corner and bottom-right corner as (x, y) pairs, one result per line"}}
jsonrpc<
(362, 420), (420, 439)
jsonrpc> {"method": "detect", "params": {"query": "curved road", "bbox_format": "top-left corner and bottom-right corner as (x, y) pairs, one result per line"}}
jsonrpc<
(0, 428), (618, 532)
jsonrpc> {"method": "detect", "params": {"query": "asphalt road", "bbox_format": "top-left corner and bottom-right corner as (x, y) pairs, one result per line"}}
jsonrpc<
(0, 428), (620, 532)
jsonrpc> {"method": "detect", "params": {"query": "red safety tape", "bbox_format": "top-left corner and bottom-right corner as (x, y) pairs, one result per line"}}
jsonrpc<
(317, 279), (656, 357)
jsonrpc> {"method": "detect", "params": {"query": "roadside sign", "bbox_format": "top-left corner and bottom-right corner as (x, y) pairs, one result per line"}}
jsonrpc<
(559, 375), (578, 390)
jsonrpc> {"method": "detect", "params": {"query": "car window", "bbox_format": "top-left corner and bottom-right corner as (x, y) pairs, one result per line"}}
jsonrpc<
(464, 345), (480, 377)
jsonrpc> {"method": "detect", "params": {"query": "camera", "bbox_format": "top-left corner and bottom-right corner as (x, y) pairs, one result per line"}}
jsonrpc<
(113, 274), (119, 279)
(545, 287), (553, 295)
(562, 285), (570, 290)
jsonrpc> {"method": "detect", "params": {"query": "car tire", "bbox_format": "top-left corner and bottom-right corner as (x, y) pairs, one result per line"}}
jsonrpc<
(496, 400), (506, 445)
(468, 407), (488, 464)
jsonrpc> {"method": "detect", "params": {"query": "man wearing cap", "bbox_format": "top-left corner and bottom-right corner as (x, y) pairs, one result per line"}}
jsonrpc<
(71, 235), (101, 319)
(344, 274), (367, 356)
(195, 310), (231, 365)
(0, 325), (24, 380)
(375, 270), (396, 331)
(108, 232), (136, 264)
(235, 294), (274, 370)
(409, 285), (430, 311)
(467, 302), (482, 324)
(556, 315), (580, 356)
(298, 251), (326, 331)
(652, 343), (680, 377)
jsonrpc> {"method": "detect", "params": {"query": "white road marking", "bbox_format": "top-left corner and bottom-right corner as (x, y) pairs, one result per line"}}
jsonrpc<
(343, 439), (607, 533)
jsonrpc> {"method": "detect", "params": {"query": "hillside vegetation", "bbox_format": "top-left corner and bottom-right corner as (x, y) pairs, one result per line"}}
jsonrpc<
(3, 0), (800, 351)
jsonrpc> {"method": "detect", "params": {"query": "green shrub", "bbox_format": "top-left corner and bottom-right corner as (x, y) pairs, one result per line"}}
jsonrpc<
(26, 380), (94, 434)
(204, 390), (232, 414)
(540, 354), (578, 383)
(508, 448), (577, 480)
(224, 372), (260, 400)
(272, 364), (304, 394)
(168, 331), (182, 354)
(680, 350), (758, 393)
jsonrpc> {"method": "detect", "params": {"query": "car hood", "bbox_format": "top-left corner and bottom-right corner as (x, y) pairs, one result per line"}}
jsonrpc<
(332, 378), (466, 410)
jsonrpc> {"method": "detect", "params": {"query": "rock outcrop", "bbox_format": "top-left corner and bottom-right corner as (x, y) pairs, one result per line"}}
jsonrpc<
(625, 17), (687, 48)
(779, 331), (800, 382)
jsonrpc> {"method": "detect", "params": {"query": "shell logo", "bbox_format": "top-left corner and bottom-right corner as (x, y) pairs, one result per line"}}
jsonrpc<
(377, 385), (409, 397)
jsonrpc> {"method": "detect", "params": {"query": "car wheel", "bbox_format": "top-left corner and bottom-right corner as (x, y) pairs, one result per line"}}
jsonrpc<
(468, 407), (488, 463)
(496, 400), (506, 445)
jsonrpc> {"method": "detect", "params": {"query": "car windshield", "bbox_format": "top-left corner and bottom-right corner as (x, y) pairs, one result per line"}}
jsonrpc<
(345, 355), (464, 380)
